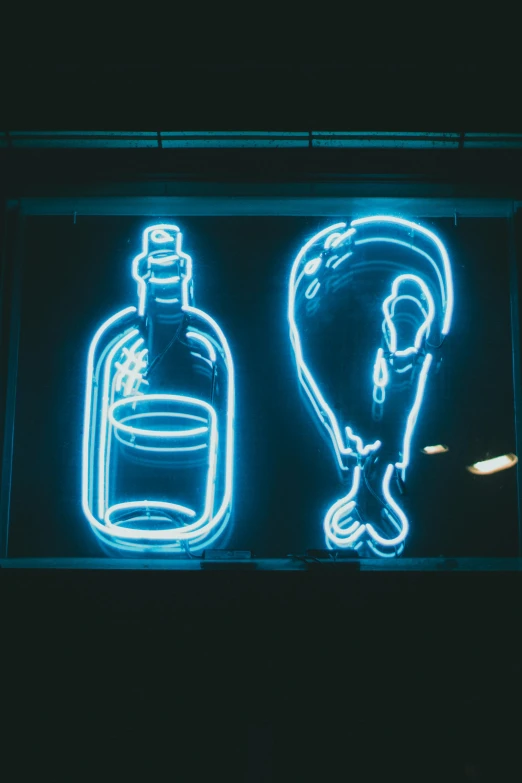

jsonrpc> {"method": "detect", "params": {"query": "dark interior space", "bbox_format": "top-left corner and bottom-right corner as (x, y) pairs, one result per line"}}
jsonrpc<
(2, 569), (521, 781)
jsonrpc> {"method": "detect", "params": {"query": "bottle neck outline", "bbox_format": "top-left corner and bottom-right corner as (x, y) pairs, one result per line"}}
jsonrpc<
(131, 224), (194, 317)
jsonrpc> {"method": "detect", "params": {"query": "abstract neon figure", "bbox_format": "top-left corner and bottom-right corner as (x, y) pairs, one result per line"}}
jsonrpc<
(289, 216), (453, 557)
(82, 225), (234, 553)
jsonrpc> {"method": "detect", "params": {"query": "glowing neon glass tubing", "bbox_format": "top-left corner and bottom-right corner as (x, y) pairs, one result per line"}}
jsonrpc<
(142, 226), (235, 539)
(382, 274), (435, 356)
(83, 224), (235, 550)
(351, 216), (453, 336)
(82, 306), (137, 528)
(130, 224), (235, 543)
(289, 222), (359, 470)
(290, 217), (453, 555)
(109, 395), (210, 438)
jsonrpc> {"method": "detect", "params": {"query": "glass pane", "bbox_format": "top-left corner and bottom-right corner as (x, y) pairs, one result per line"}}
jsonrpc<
(5, 214), (518, 558)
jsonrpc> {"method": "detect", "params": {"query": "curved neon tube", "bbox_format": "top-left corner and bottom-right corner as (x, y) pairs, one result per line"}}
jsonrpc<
(305, 280), (321, 299)
(396, 353), (433, 475)
(114, 338), (149, 396)
(82, 307), (137, 526)
(83, 224), (235, 551)
(304, 257), (322, 275)
(150, 228), (177, 243)
(98, 329), (140, 517)
(330, 228), (356, 248)
(372, 347), (389, 404)
(345, 427), (381, 457)
(365, 464), (409, 547)
(351, 216), (453, 336)
(106, 500), (196, 523)
(109, 395), (210, 439)
(112, 428), (208, 452)
(289, 222), (358, 471)
(290, 216), (453, 557)
(382, 274), (435, 356)
(331, 252), (352, 270)
(91, 400), (218, 540)
(324, 466), (365, 548)
(324, 233), (344, 249)
(186, 331), (217, 363)
(149, 274), (181, 285)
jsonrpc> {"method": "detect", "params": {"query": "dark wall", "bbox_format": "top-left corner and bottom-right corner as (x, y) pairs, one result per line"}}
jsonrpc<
(4, 62), (522, 131)
(2, 568), (521, 780)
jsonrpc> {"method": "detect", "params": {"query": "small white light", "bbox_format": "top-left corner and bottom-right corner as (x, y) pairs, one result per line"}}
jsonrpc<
(422, 444), (449, 455)
(467, 453), (518, 475)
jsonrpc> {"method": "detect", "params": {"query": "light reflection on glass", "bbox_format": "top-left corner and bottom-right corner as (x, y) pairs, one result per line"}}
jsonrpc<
(467, 454), (518, 475)
(422, 444), (449, 455)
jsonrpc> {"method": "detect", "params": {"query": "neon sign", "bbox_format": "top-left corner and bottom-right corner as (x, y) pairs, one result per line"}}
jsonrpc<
(289, 216), (453, 557)
(82, 224), (235, 553)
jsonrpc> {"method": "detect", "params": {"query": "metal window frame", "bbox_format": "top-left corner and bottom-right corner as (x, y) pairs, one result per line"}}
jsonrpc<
(12, 195), (521, 218)
(3, 131), (522, 151)
(1, 192), (521, 565)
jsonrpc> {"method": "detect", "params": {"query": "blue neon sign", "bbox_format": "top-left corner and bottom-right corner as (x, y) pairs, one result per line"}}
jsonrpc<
(288, 216), (453, 557)
(82, 225), (235, 553)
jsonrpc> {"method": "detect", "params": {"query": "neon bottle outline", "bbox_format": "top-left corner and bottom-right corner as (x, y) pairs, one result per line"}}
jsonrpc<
(288, 216), (453, 557)
(82, 224), (235, 553)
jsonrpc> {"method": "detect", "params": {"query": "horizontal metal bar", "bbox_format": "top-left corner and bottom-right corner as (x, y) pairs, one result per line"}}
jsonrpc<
(1, 131), (310, 149)
(3, 131), (522, 150)
(162, 131), (309, 148)
(463, 133), (522, 148)
(1, 557), (521, 571)
(312, 132), (461, 148)
(16, 196), (515, 218)
(2, 131), (159, 149)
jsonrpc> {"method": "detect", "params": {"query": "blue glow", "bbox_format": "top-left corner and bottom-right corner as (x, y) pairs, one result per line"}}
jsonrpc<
(82, 224), (235, 553)
(323, 466), (365, 548)
(382, 275), (435, 357)
(103, 395), (219, 540)
(330, 228), (356, 249)
(331, 251), (352, 270)
(345, 426), (381, 457)
(149, 274), (181, 285)
(98, 329), (141, 518)
(324, 233), (343, 249)
(351, 216), (453, 336)
(186, 331), (217, 363)
(131, 224), (190, 317)
(289, 216), (453, 557)
(107, 500), (196, 523)
(114, 338), (149, 396)
(305, 280), (321, 299)
(109, 395), (210, 439)
(304, 257), (322, 275)
(372, 348), (388, 404)
(82, 308), (136, 528)
(395, 353), (433, 478)
(355, 237), (446, 321)
(365, 463), (409, 546)
(289, 222), (363, 473)
(367, 539), (405, 558)
(150, 229), (175, 243)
